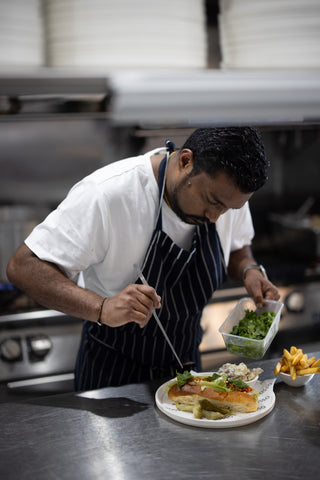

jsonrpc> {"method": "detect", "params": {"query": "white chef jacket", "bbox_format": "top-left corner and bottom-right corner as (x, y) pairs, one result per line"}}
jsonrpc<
(25, 148), (254, 298)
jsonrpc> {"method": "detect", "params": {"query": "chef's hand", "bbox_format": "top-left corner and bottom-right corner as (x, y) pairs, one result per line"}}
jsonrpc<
(100, 284), (161, 328)
(244, 270), (280, 309)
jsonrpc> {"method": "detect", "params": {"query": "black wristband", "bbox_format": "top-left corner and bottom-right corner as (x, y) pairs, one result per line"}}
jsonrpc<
(97, 297), (108, 326)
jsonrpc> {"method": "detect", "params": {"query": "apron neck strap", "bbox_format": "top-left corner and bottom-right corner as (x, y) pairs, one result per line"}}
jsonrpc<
(155, 140), (175, 231)
(155, 153), (168, 231)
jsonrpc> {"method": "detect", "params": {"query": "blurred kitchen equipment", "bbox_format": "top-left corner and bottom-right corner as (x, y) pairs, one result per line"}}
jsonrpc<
(0, 202), (83, 403)
(0, 205), (49, 283)
(269, 197), (320, 260)
(0, 282), (20, 308)
(0, 309), (83, 402)
(219, 0), (320, 69)
(0, 0), (44, 67)
(45, 0), (207, 69)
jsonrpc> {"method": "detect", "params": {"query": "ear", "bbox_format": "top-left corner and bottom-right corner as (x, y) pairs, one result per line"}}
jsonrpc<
(178, 148), (194, 172)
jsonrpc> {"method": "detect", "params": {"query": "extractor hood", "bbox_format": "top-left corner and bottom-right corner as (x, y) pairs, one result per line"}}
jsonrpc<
(108, 70), (320, 127)
(1, 68), (320, 127)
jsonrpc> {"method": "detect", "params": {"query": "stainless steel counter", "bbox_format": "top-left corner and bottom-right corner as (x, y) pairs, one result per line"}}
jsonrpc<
(0, 352), (319, 480)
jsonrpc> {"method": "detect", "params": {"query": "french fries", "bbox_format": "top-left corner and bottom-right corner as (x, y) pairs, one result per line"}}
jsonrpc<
(274, 346), (320, 381)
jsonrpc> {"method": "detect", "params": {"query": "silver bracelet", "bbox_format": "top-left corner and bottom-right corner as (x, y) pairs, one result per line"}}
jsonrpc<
(242, 264), (268, 281)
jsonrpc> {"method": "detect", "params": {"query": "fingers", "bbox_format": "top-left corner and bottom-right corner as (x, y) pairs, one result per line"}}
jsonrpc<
(102, 284), (162, 329)
(263, 283), (281, 301)
(254, 286), (280, 308)
(136, 284), (161, 309)
(245, 272), (280, 307)
(130, 284), (161, 328)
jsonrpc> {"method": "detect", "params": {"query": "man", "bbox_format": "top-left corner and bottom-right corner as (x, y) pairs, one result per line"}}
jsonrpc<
(7, 127), (280, 391)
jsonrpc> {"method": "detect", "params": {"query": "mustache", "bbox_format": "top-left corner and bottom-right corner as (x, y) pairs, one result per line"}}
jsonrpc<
(185, 215), (211, 225)
(170, 188), (211, 225)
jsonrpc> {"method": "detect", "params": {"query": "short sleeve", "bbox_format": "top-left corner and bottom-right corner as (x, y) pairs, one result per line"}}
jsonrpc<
(25, 180), (110, 280)
(216, 203), (254, 265)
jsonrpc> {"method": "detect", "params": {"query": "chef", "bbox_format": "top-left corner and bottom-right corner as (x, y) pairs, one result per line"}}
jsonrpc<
(7, 127), (280, 391)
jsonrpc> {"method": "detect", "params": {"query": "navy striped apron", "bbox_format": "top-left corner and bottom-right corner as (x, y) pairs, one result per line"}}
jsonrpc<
(75, 149), (226, 391)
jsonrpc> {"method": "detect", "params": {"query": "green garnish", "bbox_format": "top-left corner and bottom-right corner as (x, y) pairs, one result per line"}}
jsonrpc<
(176, 370), (193, 388)
(231, 309), (276, 340)
(227, 341), (264, 359)
(228, 378), (249, 389)
(165, 370), (193, 393)
(206, 373), (220, 381)
(227, 309), (276, 358)
(165, 371), (252, 394)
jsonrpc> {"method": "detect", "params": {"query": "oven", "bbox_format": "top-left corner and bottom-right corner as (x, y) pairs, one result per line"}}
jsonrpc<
(0, 307), (83, 402)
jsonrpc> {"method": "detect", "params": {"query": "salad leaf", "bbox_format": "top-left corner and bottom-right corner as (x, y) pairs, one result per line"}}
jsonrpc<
(227, 341), (264, 359)
(231, 309), (275, 340)
(206, 373), (220, 381)
(199, 377), (230, 392)
(166, 371), (251, 393)
(228, 378), (249, 390)
(176, 370), (193, 388)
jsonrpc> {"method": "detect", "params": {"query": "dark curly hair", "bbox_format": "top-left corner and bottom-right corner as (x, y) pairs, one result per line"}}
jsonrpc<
(181, 127), (269, 193)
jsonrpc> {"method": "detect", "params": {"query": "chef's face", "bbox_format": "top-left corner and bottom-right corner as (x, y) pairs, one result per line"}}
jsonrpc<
(170, 161), (253, 225)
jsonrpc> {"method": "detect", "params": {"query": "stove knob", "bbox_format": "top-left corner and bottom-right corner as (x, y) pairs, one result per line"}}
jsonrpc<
(27, 334), (52, 360)
(0, 337), (22, 362)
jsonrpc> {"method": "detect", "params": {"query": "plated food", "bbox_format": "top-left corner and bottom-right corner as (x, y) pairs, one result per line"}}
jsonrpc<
(166, 371), (258, 421)
(274, 346), (320, 386)
(155, 366), (275, 428)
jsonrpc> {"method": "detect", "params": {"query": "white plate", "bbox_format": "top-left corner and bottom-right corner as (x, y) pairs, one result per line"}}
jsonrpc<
(155, 375), (276, 428)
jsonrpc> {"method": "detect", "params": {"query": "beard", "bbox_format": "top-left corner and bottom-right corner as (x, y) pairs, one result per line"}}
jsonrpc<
(169, 178), (210, 225)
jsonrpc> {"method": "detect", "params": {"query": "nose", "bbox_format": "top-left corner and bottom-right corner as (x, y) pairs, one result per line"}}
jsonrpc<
(205, 205), (228, 223)
(204, 209), (222, 223)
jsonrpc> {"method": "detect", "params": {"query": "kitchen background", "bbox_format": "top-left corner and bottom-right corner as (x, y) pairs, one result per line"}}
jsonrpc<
(0, 0), (320, 401)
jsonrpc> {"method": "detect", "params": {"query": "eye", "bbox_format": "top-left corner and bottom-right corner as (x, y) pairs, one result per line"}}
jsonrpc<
(206, 196), (228, 214)
(206, 196), (219, 207)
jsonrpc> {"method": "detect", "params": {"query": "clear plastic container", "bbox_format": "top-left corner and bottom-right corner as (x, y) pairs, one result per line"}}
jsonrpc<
(218, 297), (284, 359)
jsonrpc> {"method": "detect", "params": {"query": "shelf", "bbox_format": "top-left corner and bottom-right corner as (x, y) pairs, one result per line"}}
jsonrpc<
(0, 67), (110, 96)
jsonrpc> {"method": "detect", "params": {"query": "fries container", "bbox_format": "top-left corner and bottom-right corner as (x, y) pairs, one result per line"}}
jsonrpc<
(278, 371), (314, 387)
(219, 298), (284, 359)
